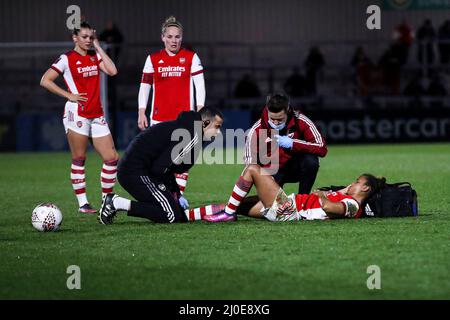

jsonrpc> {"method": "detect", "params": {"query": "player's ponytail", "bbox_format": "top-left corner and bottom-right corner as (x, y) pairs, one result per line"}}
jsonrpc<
(362, 173), (386, 199)
(73, 21), (93, 35)
(162, 16), (183, 34)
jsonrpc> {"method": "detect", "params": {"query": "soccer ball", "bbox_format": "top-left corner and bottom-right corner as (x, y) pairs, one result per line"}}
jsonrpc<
(31, 203), (63, 232)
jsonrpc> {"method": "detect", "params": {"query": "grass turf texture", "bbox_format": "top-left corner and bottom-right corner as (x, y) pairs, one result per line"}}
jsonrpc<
(0, 143), (449, 299)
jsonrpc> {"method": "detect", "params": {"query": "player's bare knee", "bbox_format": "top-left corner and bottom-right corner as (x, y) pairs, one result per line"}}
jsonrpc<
(111, 151), (120, 162)
(71, 153), (87, 160)
(102, 150), (119, 163)
(246, 164), (261, 177)
(302, 155), (319, 171)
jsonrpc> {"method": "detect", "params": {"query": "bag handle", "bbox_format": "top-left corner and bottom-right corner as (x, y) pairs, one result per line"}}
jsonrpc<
(385, 182), (411, 188)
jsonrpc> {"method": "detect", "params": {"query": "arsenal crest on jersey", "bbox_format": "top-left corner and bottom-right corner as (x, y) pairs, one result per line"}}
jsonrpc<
(90, 57), (96, 62)
(179, 57), (185, 64)
(77, 121), (83, 128)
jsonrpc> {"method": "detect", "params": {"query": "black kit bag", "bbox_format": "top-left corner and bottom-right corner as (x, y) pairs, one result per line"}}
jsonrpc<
(318, 182), (418, 218)
(363, 182), (418, 218)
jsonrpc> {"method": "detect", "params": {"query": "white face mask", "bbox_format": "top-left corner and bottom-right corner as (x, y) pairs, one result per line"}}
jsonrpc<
(268, 119), (286, 131)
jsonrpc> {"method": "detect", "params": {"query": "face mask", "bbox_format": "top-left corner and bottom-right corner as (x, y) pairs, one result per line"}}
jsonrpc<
(268, 119), (286, 131)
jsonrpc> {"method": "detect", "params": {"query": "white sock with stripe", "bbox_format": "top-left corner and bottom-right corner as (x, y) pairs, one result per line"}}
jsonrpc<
(224, 176), (253, 215)
(185, 204), (225, 221)
(71, 158), (88, 207)
(101, 159), (118, 199)
(175, 172), (189, 194)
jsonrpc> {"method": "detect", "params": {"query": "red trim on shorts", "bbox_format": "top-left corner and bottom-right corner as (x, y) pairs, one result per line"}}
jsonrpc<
(191, 70), (204, 76)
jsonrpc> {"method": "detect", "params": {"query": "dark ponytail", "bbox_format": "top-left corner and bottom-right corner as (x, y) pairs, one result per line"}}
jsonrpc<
(361, 173), (386, 199)
(73, 21), (93, 35)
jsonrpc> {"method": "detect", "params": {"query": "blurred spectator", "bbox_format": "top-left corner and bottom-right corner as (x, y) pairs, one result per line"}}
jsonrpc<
(304, 46), (325, 95)
(392, 21), (414, 66)
(99, 21), (124, 62)
(379, 44), (402, 94)
(283, 67), (306, 97)
(351, 46), (373, 96)
(427, 72), (446, 108)
(416, 19), (436, 65)
(234, 74), (261, 98)
(438, 20), (450, 64)
(351, 46), (372, 68)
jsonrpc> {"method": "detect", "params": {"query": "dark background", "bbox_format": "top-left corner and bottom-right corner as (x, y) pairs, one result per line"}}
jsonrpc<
(1, 0), (449, 150)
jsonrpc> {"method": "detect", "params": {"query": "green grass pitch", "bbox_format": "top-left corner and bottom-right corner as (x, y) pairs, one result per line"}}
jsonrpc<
(0, 143), (449, 299)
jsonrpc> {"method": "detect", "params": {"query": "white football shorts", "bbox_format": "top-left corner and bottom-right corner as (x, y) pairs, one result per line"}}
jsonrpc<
(262, 188), (300, 222)
(62, 101), (111, 138)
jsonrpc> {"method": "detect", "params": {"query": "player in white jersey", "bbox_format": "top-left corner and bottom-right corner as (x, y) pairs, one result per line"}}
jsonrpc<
(40, 22), (119, 214)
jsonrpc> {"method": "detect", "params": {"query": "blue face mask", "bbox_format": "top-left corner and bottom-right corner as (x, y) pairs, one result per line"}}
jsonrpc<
(268, 119), (286, 131)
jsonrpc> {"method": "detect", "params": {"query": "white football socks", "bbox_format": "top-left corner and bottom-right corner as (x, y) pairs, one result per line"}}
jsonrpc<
(113, 196), (131, 211)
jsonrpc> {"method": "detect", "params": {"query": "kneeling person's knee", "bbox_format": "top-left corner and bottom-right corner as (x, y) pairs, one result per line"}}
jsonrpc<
(301, 154), (319, 171)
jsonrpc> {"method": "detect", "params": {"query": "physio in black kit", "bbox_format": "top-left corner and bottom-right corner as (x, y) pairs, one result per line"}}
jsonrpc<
(98, 107), (224, 224)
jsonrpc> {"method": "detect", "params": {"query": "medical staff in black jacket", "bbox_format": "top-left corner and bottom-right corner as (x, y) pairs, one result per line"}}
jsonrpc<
(99, 107), (224, 224)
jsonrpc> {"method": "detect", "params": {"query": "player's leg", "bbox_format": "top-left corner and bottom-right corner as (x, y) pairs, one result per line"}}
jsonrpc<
(63, 102), (98, 213)
(66, 129), (95, 213)
(204, 164), (281, 222)
(184, 204), (225, 221)
(99, 173), (186, 224)
(175, 171), (189, 195)
(243, 164), (282, 209)
(221, 166), (254, 216)
(91, 119), (120, 200)
(235, 196), (265, 219)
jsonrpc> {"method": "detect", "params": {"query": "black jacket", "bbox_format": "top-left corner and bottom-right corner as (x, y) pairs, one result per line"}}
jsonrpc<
(118, 111), (203, 191)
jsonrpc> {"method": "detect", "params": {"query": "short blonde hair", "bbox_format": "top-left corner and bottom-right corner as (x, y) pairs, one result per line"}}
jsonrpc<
(161, 16), (183, 34)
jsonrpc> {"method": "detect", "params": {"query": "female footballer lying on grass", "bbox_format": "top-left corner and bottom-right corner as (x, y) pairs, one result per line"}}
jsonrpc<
(193, 164), (385, 222)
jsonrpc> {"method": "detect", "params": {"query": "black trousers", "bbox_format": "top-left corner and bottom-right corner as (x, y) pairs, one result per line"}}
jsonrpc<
(118, 172), (186, 223)
(272, 153), (320, 194)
